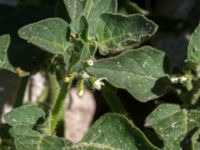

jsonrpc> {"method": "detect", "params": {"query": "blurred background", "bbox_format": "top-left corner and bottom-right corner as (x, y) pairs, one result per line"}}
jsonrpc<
(0, 0), (200, 146)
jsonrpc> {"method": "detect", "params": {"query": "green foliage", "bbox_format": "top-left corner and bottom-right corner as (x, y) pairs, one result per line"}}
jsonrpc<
(87, 46), (167, 102)
(96, 13), (157, 55)
(4, 105), (45, 127)
(4, 105), (158, 150)
(0, 35), (14, 73)
(4, 105), (70, 150)
(187, 23), (200, 71)
(191, 129), (200, 150)
(82, 0), (117, 36)
(10, 125), (69, 150)
(63, 0), (87, 21)
(145, 104), (200, 149)
(78, 114), (158, 150)
(18, 18), (72, 62)
(1, 0), (200, 150)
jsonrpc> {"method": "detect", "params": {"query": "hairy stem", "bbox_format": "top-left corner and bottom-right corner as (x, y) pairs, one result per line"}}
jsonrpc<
(50, 74), (74, 134)
(48, 72), (60, 108)
(14, 76), (29, 108)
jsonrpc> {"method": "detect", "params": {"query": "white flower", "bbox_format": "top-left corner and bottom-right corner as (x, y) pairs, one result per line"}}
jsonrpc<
(81, 72), (90, 79)
(93, 78), (107, 90)
(179, 76), (187, 83)
(170, 76), (188, 84)
(170, 77), (179, 83)
(86, 59), (94, 66)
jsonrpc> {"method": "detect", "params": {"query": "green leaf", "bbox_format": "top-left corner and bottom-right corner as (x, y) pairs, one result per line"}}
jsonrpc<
(10, 125), (69, 150)
(145, 104), (200, 150)
(0, 34), (15, 72)
(4, 105), (45, 127)
(187, 23), (200, 70)
(70, 15), (88, 40)
(72, 113), (158, 150)
(96, 13), (158, 55)
(87, 46), (167, 102)
(18, 18), (72, 61)
(70, 40), (96, 72)
(63, 0), (87, 21)
(9, 113), (158, 150)
(191, 128), (200, 150)
(0, 5), (53, 74)
(83, 0), (117, 36)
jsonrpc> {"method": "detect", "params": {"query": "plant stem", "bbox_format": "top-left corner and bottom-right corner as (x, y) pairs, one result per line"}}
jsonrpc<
(14, 76), (29, 108)
(190, 80), (200, 105)
(48, 72), (60, 108)
(50, 74), (74, 134)
(101, 84), (128, 116)
(181, 80), (200, 105)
